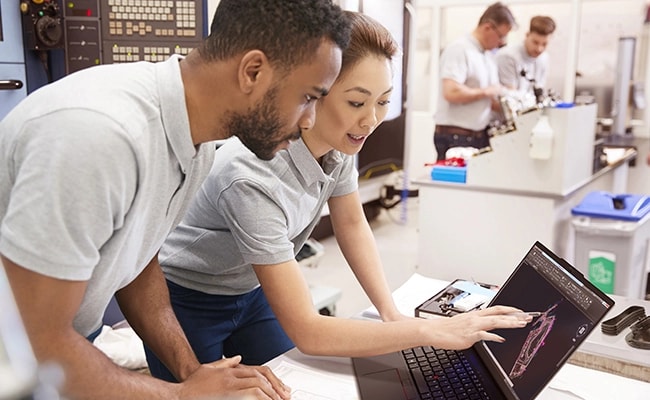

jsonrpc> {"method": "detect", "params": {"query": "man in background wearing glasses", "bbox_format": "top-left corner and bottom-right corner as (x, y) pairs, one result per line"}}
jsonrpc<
(433, 2), (516, 161)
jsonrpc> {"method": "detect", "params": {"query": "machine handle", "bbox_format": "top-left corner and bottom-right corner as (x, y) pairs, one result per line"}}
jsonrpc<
(0, 80), (24, 90)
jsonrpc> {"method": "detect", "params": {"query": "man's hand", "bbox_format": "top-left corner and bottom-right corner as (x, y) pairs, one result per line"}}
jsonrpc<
(482, 84), (505, 99)
(429, 306), (532, 350)
(177, 356), (291, 400)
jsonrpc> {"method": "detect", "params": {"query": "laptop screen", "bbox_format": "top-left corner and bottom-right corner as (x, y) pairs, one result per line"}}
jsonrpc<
(477, 241), (614, 400)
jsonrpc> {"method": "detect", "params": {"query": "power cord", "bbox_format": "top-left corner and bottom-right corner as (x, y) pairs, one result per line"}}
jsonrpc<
(37, 50), (53, 83)
(378, 171), (419, 210)
(379, 184), (418, 210)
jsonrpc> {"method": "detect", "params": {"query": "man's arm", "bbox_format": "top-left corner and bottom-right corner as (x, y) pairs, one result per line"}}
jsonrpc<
(115, 254), (201, 381)
(1, 255), (289, 400)
(1, 255), (180, 399)
(442, 78), (503, 105)
(327, 191), (404, 321)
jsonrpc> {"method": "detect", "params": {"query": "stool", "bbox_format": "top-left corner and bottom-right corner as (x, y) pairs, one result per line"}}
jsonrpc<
(309, 284), (342, 316)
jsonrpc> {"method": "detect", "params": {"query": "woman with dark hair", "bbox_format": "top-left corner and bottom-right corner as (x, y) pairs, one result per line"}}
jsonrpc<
(146, 12), (532, 381)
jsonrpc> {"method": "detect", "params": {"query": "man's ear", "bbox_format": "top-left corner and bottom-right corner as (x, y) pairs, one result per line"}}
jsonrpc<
(238, 50), (272, 94)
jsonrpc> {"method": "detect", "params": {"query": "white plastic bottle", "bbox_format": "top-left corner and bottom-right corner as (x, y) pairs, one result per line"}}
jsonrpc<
(529, 115), (554, 160)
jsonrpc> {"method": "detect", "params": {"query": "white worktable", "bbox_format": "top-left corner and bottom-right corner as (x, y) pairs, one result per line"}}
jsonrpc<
(413, 149), (636, 288)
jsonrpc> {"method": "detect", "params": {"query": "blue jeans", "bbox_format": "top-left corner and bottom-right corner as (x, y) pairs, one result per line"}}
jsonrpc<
(86, 326), (102, 343)
(145, 281), (294, 382)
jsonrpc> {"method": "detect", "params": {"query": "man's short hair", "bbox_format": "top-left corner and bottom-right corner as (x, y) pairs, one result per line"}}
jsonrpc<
(530, 16), (556, 36)
(200, 0), (351, 71)
(478, 2), (517, 28)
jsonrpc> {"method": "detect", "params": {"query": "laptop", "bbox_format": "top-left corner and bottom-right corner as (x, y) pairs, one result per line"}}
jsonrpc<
(352, 241), (615, 400)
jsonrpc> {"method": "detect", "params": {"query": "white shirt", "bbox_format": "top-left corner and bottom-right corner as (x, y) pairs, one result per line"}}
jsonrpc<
(435, 34), (500, 131)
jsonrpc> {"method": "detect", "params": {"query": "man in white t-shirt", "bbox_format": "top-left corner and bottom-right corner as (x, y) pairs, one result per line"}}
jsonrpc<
(434, 2), (516, 161)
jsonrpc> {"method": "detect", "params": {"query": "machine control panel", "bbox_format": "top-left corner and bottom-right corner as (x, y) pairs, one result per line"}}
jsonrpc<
(62, 0), (203, 74)
(63, 0), (101, 74)
(20, 0), (65, 50)
(100, 0), (203, 64)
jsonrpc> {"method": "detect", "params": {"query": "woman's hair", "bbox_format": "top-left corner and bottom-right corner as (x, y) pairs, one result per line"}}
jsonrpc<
(200, 0), (351, 70)
(338, 11), (400, 80)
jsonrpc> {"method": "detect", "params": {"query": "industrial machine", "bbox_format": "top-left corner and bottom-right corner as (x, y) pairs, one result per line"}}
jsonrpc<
(0, 0), (28, 120)
(467, 103), (599, 195)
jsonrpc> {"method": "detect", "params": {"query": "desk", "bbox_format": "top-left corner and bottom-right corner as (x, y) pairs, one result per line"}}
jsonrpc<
(266, 274), (650, 399)
(570, 294), (650, 383)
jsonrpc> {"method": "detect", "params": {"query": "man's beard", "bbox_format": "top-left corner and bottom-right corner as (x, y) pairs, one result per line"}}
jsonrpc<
(226, 87), (300, 161)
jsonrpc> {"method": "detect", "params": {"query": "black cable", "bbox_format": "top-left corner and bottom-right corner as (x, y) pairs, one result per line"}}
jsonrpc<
(37, 50), (53, 83)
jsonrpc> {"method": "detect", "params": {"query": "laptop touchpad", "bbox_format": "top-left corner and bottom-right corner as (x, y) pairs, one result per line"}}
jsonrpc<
(358, 369), (417, 400)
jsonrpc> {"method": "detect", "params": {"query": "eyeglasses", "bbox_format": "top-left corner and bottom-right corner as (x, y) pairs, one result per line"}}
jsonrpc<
(488, 22), (510, 41)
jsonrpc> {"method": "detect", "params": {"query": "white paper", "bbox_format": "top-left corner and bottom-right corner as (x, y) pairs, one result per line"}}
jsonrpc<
(540, 363), (650, 400)
(273, 360), (358, 400)
(360, 273), (449, 319)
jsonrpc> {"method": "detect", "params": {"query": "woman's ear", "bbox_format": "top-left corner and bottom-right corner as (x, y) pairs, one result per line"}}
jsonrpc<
(238, 50), (272, 95)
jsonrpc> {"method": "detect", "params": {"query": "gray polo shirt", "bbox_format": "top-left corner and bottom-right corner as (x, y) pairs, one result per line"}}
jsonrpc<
(0, 55), (215, 336)
(435, 34), (500, 131)
(160, 136), (358, 295)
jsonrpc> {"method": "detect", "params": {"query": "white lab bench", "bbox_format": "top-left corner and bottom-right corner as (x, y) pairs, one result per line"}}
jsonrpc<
(414, 105), (638, 287)
(571, 294), (650, 383)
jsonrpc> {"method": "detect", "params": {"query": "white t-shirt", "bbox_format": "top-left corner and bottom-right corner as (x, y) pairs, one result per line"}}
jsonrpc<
(435, 34), (500, 131)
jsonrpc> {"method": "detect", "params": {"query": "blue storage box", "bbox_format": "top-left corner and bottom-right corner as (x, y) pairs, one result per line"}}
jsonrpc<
(431, 166), (467, 183)
(571, 191), (650, 222)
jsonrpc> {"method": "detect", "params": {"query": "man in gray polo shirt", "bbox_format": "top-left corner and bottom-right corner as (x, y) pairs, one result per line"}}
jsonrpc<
(0, 1), (349, 399)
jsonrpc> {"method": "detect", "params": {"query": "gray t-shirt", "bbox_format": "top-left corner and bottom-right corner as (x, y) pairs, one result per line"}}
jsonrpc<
(0, 55), (215, 336)
(496, 41), (549, 93)
(435, 34), (500, 131)
(160, 136), (358, 295)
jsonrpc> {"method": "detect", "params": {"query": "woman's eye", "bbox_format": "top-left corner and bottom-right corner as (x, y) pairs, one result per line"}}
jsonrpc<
(349, 101), (363, 108)
(379, 100), (391, 106)
(305, 95), (317, 104)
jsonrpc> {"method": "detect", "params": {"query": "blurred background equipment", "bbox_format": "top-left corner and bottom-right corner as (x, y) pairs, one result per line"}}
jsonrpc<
(0, 265), (39, 400)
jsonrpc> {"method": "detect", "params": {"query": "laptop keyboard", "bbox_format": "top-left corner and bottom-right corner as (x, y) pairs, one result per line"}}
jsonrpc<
(402, 346), (491, 400)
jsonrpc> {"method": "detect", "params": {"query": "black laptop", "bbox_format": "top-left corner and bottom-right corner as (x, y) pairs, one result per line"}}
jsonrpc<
(352, 241), (615, 400)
